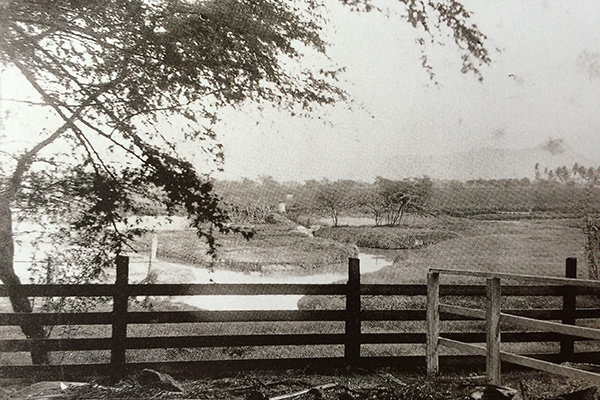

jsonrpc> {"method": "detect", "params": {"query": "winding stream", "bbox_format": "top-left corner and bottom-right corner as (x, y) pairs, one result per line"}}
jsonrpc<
(164, 252), (392, 311)
(12, 217), (394, 311)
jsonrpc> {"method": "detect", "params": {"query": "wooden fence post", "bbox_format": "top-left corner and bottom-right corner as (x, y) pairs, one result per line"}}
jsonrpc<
(486, 277), (501, 385)
(148, 233), (158, 272)
(345, 258), (361, 368)
(426, 271), (440, 376)
(111, 255), (129, 378)
(560, 257), (577, 362)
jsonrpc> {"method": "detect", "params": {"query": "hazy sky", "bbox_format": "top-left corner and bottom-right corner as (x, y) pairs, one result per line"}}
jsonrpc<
(215, 0), (600, 181)
(2, 1), (599, 182)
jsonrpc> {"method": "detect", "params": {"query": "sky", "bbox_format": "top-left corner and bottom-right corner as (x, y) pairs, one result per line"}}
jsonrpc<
(2, 1), (600, 182)
(214, 0), (600, 181)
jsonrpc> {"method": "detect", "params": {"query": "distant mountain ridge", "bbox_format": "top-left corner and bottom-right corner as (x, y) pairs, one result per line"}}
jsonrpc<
(376, 145), (596, 181)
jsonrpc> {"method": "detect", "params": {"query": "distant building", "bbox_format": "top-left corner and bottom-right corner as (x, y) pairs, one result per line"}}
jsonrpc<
(278, 194), (294, 213)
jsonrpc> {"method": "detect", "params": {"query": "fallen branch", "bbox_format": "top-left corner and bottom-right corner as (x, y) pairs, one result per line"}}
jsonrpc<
(378, 372), (407, 387)
(265, 379), (311, 388)
(270, 383), (338, 400)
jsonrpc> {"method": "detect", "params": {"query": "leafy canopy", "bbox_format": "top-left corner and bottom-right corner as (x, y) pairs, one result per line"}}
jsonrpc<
(0, 0), (490, 365)
(0, 0), (490, 264)
(0, 0), (348, 261)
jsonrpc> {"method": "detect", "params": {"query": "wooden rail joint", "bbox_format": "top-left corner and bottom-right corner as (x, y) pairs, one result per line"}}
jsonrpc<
(427, 258), (600, 386)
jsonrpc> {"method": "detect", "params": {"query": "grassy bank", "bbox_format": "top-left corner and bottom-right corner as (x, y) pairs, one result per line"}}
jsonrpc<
(302, 217), (596, 311)
(134, 222), (357, 273)
(313, 215), (464, 250)
(315, 226), (456, 250)
(370, 218), (588, 284)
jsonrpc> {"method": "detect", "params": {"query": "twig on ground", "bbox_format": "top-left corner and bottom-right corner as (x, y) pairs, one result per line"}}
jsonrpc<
(378, 372), (407, 386)
(252, 377), (270, 391)
(265, 379), (311, 388)
(269, 383), (338, 400)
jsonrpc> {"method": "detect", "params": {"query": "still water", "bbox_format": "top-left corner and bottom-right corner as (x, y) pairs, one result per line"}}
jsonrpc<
(135, 252), (392, 311)
(12, 218), (393, 311)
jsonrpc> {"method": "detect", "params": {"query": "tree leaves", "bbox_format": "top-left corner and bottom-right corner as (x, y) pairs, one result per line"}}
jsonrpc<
(1, 0), (347, 245)
(0, 0), (489, 269)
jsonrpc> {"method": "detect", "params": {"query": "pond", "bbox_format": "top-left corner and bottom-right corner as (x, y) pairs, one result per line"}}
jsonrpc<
(153, 252), (393, 311)
(11, 216), (394, 311)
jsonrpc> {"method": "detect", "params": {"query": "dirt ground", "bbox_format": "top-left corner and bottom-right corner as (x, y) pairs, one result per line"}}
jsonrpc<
(0, 368), (596, 400)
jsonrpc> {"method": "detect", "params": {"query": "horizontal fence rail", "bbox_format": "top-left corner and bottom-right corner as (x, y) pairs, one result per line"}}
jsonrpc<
(3, 307), (600, 326)
(430, 267), (600, 288)
(1, 256), (599, 379)
(3, 283), (600, 297)
(437, 338), (600, 384)
(427, 258), (600, 385)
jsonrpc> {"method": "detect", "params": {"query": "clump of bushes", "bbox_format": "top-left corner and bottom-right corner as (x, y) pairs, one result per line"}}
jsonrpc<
(314, 226), (455, 250)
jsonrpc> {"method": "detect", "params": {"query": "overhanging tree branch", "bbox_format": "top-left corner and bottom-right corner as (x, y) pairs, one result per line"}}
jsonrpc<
(0, 0), (489, 366)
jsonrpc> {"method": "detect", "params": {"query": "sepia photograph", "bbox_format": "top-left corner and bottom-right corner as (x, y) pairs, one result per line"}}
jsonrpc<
(1, 0), (600, 398)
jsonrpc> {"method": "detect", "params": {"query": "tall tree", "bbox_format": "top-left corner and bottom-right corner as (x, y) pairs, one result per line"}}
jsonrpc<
(314, 180), (360, 226)
(375, 177), (432, 226)
(0, 0), (490, 364)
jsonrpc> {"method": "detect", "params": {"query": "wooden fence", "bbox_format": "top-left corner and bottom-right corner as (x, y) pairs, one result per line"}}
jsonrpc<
(426, 258), (600, 385)
(1, 256), (600, 379)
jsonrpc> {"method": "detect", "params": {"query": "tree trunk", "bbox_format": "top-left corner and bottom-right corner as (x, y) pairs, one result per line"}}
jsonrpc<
(397, 207), (405, 227)
(0, 196), (49, 364)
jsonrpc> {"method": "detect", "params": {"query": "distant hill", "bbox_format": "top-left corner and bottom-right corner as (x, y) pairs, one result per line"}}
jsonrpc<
(377, 144), (596, 181)
(220, 140), (597, 182)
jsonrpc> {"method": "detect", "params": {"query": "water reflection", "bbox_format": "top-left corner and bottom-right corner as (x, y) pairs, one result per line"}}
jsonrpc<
(169, 252), (392, 311)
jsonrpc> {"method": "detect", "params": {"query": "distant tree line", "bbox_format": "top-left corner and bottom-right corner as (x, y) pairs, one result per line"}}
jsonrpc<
(212, 176), (434, 227)
(465, 178), (531, 187)
(209, 169), (600, 226)
(300, 177), (432, 227)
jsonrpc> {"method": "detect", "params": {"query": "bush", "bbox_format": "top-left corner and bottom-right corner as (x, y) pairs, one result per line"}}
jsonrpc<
(314, 226), (455, 250)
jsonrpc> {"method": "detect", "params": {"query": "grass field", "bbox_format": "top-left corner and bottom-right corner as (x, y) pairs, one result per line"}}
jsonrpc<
(303, 215), (594, 320)
(133, 222), (357, 273)
(1, 215), (598, 388)
(313, 215), (588, 282)
(369, 217), (588, 284)
(132, 214), (589, 283)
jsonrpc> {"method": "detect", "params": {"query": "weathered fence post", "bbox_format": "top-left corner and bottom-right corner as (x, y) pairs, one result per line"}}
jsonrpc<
(486, 277), (501, 385)
(111, 255), (129, 378)
(148, 233), (158, 272)
(560, 257), (577, 362)
(345, 258), (361, 368)
(426, 271), (440, 376)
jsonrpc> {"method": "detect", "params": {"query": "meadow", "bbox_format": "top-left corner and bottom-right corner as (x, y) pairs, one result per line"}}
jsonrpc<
(2, 213), (596, 371)
(133, 221), (357, 274)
